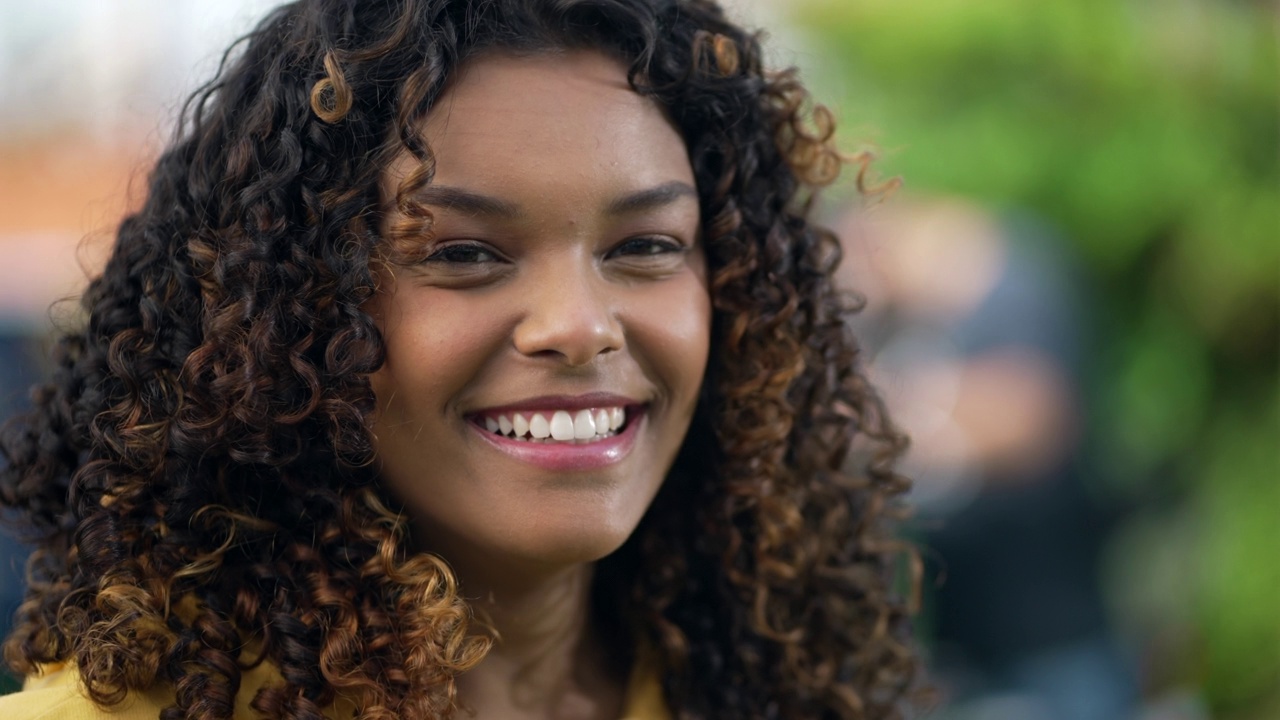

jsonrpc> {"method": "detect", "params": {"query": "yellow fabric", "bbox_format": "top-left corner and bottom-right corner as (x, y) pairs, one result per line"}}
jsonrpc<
(0, 653), (670, 719)
(0, 659), (302, 720)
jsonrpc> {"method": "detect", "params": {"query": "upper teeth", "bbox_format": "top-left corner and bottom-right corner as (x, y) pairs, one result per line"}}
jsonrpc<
(481, 407), (626, 442)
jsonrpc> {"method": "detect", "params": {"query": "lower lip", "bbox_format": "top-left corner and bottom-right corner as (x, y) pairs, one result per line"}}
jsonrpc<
(470, 408), (645, 472)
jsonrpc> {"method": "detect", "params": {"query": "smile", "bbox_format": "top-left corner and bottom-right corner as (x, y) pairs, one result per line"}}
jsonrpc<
(467, 397), (646, 472)
(478, 407), (627, 443)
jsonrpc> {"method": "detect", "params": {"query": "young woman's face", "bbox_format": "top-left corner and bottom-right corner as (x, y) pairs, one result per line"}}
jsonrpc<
(367, 50), (710, 573)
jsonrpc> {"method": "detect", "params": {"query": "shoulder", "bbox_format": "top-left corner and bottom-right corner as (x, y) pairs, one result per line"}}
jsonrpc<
(0, 660), (357, 720)
(0, 665), (165, 720)
(0, 688), (161, 720)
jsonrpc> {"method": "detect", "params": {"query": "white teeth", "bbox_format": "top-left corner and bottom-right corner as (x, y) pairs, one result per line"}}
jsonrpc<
(480, 406), (628, 442)
(550, 411), (575, 441)
(529, 413), (551, 439)
(573, 409), (596, 439)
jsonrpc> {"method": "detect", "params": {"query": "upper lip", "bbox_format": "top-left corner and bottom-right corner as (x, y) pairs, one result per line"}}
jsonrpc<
(468, 392), (643, 417)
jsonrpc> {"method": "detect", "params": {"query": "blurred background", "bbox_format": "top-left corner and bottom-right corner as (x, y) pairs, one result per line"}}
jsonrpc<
(0, 1), (1275, 718)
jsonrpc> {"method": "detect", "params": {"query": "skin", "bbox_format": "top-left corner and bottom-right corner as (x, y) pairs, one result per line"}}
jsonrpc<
(367, 50), (711, 719)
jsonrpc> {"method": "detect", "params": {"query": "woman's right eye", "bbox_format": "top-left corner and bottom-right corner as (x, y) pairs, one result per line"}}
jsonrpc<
(413, 242), (511, 286)
(425, 242), (500, 265)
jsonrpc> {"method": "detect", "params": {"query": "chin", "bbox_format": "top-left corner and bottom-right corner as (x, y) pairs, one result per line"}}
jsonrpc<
(513, 517), (639, 567)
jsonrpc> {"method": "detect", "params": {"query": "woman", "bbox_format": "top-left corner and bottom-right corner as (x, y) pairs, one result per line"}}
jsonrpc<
(0, 0), (919, 718)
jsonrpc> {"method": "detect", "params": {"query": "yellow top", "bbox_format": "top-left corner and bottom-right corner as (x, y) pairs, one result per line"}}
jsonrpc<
(0, 653), (670, 720)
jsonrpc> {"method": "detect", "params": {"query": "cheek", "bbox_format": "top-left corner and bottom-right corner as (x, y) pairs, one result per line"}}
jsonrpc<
(369, 288), (511, 423)
(627, 273), (712, 409)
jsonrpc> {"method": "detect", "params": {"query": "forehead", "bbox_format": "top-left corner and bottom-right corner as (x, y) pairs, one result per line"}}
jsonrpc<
(414, 50), (692, 191)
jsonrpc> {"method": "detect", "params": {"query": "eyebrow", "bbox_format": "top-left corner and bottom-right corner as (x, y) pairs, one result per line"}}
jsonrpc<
(412, 185), (523, 219)
(412, 181), (698, 220)
(604, 181), (699, 215)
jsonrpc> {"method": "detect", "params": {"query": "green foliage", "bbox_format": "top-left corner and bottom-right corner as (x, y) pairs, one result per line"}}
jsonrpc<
(1099, 307), (1213, 487)
(791, 0), (1278, 713)
(1193, 393), (1280, 712)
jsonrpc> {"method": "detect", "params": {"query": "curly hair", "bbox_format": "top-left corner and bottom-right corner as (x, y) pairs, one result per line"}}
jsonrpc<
(0, 1), (919, 718)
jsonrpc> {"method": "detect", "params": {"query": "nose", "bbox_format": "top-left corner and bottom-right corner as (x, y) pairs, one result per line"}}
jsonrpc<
(512, 262), (624, 366)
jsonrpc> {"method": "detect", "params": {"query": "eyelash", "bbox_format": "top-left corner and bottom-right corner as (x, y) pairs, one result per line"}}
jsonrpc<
(423, 236), (685, 265)
(608, 236), (685, 258)
(425, 243), (500, 265)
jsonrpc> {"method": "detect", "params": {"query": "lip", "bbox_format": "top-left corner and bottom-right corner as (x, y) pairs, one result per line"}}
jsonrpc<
(470, 404), (646, 472)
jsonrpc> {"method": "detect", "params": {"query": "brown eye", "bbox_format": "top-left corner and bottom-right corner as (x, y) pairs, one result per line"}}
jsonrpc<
(426, 242), (501, 264)
(607, 236), (683, 258)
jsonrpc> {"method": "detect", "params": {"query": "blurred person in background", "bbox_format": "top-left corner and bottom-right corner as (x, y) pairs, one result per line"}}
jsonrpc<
(839, 198), (1138, 720)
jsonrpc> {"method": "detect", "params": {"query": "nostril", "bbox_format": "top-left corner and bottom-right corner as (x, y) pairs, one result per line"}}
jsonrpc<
(511, 282), (624, 363)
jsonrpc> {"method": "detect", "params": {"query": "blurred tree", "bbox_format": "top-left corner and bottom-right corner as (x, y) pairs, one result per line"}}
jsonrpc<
(789, 0), (1279, 717)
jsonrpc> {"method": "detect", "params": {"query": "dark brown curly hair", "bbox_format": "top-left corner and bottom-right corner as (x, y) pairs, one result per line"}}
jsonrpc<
(0, 0), (919, 718)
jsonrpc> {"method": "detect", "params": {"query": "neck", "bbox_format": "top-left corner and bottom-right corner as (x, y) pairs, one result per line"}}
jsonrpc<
(445, 553), (626, 720)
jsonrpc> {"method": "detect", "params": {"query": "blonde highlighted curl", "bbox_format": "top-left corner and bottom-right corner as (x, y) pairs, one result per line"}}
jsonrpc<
(1, 1), (921, 718)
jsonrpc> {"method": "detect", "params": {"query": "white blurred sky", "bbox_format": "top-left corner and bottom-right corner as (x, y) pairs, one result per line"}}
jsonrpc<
(0, 1), (288, 140)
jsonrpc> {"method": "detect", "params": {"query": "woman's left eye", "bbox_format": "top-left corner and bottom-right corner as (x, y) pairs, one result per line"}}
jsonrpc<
(607, 236), (684, 258)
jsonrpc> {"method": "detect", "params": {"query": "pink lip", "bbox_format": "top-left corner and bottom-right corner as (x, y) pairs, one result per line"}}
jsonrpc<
(469, 392), (641, 417)
(470, 405), (646, 472)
